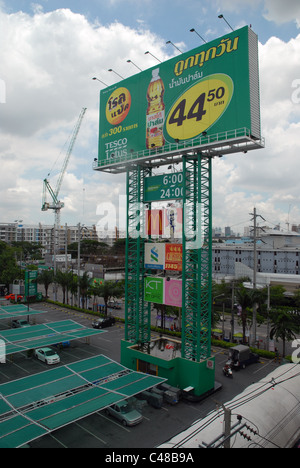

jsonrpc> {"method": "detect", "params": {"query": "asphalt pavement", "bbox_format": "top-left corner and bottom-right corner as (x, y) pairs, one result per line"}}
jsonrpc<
(0, 300), (284, 449)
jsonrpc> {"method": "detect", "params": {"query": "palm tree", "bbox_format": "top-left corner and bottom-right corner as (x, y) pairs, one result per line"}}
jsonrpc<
(55, 270), (73, 304)
(36, 269), (54, 298)
(79, 272), (91, 309)
(90, 280), (123, 315)
(270, 308), (299, 357)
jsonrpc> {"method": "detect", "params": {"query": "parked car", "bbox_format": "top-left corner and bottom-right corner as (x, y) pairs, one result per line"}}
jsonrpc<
(105, 400), (143, 426)
(92, 316), (115, 329)
(12, 319), (30, 328)
(107, 301), (122, 309)
(5, 294), (23, 301)
(34, 347), (60, 365)
(226, 345), (259, 370)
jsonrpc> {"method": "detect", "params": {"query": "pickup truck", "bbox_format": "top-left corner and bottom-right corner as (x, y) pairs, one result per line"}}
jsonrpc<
(227, 345), (259, 370)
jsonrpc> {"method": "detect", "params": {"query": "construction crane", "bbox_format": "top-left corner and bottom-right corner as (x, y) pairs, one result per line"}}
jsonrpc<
(42, 107), (87, 228)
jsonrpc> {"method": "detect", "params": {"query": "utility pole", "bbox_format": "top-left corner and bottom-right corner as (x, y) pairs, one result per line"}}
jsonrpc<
(249, 208), (265, 347)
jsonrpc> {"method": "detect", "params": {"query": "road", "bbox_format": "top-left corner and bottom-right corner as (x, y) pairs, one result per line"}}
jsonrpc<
(0, 301), (286, 449)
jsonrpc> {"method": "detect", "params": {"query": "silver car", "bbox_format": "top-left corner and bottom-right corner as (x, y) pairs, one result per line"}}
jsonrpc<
(105, 400), (143, 426)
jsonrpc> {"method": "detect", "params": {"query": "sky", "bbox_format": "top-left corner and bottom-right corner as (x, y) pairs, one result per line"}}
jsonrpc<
(1, 0), (300, 235)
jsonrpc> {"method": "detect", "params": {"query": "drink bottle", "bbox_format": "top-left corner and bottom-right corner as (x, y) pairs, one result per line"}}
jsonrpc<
(146, 68), (165, 149)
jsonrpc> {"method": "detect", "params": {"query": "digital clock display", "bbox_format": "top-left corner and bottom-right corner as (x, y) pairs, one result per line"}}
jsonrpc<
(144, 172), (184, 202)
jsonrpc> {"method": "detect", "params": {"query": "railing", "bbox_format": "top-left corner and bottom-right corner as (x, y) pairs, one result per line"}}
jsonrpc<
(93, 127), (264, 171)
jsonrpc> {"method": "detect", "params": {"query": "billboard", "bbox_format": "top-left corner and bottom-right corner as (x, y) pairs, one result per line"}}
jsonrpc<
(97, 26), (261, 170)
(144, 276), (182, 307)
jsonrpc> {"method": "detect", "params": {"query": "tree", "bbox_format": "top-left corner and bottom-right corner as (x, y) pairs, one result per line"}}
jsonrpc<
(270, 308), (299, 357)
(90, 280), (123, 315)
(55, 270), (73, 304)
(36, 269), (54, 298)
(79, 272), (91, 309)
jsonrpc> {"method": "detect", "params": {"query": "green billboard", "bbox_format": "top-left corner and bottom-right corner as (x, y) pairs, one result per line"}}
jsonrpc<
(97, 26), (261, 171)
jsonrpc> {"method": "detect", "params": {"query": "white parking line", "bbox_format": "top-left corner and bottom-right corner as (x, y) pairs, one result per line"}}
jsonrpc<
(97, 412), (131, 433)
(74, 422), (107, 445)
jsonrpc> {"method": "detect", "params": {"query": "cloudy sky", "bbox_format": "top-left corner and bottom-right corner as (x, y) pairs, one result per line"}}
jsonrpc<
(1, 0), (300, 235)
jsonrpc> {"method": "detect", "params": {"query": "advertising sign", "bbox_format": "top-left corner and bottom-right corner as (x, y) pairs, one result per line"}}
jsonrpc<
(145, 243), (165, 270)
(144, 277), (164, 304)
(25, 270), (38, 298)
(98, 26), (260, 170)
(144, 276), (182, 307)
(165, 279), (182, 308)
(165, 244), (182, 271)
(145, 209), (163, 236)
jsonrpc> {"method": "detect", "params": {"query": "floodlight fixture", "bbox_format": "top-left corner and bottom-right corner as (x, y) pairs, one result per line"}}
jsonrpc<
(166, 40), (182, 54)
(108, 69), (124, 79)
(127, 59), (142, 71)
(92, 77), (108, 86)
(218, 14), (234, 31)
(144, 51), (162, 63)
(189, 28), (207, 44)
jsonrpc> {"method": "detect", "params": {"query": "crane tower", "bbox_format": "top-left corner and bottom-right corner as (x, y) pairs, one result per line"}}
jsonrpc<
(42, 107), (87, 228)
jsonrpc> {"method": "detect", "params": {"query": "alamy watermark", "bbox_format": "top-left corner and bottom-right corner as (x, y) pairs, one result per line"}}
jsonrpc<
(0, 78), (6, 104)
(291, 79), (300, 104)
(291, 339), (300, 364)
(0, 339), (6, 364)
(96, 198), (205, 250)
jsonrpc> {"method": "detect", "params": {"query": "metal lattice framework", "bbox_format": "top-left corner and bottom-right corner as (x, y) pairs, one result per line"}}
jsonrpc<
(125, 167), (151, 347)
(124, 153), (212, 363)
(181, 153), (212, 361)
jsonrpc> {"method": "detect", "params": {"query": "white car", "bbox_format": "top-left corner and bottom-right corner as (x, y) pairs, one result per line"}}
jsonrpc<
(34, 347), (60, 365)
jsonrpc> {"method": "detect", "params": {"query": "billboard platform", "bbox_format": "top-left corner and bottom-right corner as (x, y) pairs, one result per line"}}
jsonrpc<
(94, 126), (264, 174)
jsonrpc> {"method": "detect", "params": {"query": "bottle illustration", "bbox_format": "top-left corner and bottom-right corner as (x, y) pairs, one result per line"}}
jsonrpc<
(146, 68), (165, 149)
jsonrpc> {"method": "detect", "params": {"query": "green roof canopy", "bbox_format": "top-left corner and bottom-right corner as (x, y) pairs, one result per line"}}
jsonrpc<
(0, 354), (166, 448)
(0, 320), (106, 355)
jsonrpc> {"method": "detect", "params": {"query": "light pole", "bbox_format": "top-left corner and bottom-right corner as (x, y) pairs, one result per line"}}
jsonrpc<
(218, 14), (234, 31)
(127, 59), (142, 71)
(92, 77), (108, 86)
(166, 40), (182, 54)
(190, 28), (207, 43)
(144, 51), (161, 63)
(108, 69), (124, 80)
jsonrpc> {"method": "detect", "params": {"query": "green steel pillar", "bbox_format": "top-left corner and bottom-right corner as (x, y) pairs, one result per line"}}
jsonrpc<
(125, 166), (151, 347)
(181, 153), (212, 361)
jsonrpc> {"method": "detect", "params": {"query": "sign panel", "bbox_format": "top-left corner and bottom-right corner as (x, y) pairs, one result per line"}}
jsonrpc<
(145, 209), (163, 235)
(98, 26), (260, 169)
(144, 277), (164, 304)
(165, 279), (182, 308)
(25, 270), (38, 298)
(145, 243), (165, 270)
(165, 244), (182, 271)
(144, 172), (184, 202)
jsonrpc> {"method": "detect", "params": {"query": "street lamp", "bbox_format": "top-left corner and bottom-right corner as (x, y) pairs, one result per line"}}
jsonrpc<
(218, 14), (234, 31)
(166, 40), (182, 54)
(108, 69), (124, 80)
(189, 28), (207, 43)
(144, 51), (162, 63)
(92, 77), (108, 86)
(127, 59), (142, 71)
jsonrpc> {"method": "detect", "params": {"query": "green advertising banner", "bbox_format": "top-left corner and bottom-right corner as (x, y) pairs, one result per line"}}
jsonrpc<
(25, 270), (38, 298)
(98, 26), (260, 169)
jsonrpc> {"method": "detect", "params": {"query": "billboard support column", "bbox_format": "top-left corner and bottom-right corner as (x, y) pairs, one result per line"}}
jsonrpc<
(182, 154), (212, 362)
(125, 166), (151, 347)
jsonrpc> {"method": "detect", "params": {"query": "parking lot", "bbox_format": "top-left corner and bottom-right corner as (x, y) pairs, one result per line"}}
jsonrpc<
(0, 302), (282, 449)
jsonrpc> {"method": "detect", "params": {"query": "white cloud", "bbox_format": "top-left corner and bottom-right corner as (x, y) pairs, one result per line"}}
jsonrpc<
(1, 4), (300, 233)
